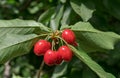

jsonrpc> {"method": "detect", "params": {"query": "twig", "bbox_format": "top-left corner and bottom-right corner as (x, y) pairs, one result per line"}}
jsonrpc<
(3, 61), (11, 78)
(37, 60), (44, 78)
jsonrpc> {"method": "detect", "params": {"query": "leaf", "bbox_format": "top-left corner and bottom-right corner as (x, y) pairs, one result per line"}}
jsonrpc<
(61, 7), (71, 26)
(38, 7), (55, 23)
(0, 19), (51, 64)
(50, 5), (64, 31)
(82, 67), (97, 78)
(12, 74), (25, 78)
(71, 22), (120, 52)
(0, 34), (38, 64)
(70, 0), (95, 21)
(0, 19), (39, 35)
(0, 19), (51, 36)
(69, 45), (115, 78)
(51, 62), (68, 78)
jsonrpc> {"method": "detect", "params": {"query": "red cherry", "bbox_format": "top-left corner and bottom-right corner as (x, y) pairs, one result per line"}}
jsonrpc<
(44, 50), (56, 66)
(55, 51), (63, 65)
(58, 46), (73, 62)
(34, 40), (51, 56)
(62, 29), (76, 44)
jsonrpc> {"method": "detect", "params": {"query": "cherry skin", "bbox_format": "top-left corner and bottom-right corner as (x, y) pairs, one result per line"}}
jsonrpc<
(62, 29), (76, 44)
(34, 40), (51, 56)
(44, 50), (56, 66)
(58, 46), (73, 62)
(55, 51), (63, 65)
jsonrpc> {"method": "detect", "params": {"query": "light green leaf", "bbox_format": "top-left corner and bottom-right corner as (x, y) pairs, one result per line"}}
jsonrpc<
(0, 34), (38, 64)
(50, 5), (64, 31)
(69, 45), (115, 78)
(0, 19), (39, 35)
(71, 22), (120, 52)
(12, 73), (26, 78)
(61, 7), (71, 26)
(38, 7), (55, 23)
(70, 0), (95, 21)
(0, 19), (51, 36)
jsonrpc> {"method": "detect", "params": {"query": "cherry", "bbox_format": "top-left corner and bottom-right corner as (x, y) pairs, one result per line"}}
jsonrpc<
(58, 46), (73, 62)
(55, 51), (63, 65)
(34, 40), (51, 56)
(44, 50), (56, 66)
(62, 29), (76, 44)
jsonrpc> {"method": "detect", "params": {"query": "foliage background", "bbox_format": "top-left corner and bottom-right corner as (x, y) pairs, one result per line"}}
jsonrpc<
(0, 0), (120, 78)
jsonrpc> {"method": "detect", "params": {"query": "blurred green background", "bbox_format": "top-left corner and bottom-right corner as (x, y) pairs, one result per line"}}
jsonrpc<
(0, 0), (120, 78)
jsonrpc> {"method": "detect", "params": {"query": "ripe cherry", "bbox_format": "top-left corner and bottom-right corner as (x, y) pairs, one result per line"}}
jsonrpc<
(62, 29), (76, 44)
(44, 50), (56, 66)
(58, 46), (73, 62)
(34, 40), (51, 56)
(55, 51), (63, 65)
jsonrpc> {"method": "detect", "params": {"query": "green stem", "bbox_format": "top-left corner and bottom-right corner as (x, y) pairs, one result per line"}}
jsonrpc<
(60, 38), (63, 46)
(52, 40), (54, 50)
(45, 35), (50, 40)
(56, 36), (69, 46)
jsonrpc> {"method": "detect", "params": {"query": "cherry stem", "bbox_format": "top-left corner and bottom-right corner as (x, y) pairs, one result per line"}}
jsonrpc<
(45, 35), (50, 40)
(56, 36), (69, 46)
(60, 39), (63, 46)
(37, 60), (44, 78)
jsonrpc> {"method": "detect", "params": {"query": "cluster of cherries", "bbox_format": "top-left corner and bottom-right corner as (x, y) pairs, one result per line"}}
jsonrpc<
(34, 29), (77, 66)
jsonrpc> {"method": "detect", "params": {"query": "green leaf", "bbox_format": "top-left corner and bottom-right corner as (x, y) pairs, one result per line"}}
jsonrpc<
(69, 45), (115, 78)
(82, 67), (97, 78)
(71, 22), (120, 52)
(0, 19), (51, 35)
(50, 5), (64, 31)
(51, 62), (68, 78)
(38, 7), (55, 24)
(0, 34), (38, 64)
(12, 74), (25, 78)
(70, 0), (95, 21)
(0, 19), (39, 35)
(61, 7), (71, 26)
(0, 19), (51, 64)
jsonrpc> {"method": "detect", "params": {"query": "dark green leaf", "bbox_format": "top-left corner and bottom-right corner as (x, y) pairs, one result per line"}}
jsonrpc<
(82, 67), (97, 78)
(0, 19), (51, 64)
(0, 34), (38, 64)
(69, 45), (115, 78)
(51, 62), (68, 78)
(71, 22), (120, 52)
